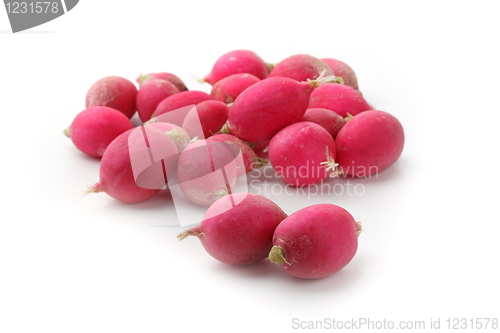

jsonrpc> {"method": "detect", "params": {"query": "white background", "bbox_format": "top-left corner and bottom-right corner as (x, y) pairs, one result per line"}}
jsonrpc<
(1, 1), (499, 332)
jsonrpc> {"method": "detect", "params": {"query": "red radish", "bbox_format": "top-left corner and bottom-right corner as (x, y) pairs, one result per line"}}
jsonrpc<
(335, 110), (404, 177)
(152, 91), (213, 125)
(85, 127), (178, 203)
(321, 58), (359, 90)
(203, 50), (269, 85)
(207, 134), (267, 175)
(85, 76), (138, 119)
(269, 54), (334, 82)
(250, 140), (270, 160)
(145, 122), (191, 152)
(136, 78), (180, 122)
(269, 121), (338, 186)
(176, 140), (241, 206)
(64, 106), (134, 157)
(301, 108), (346, 139)
(227, 75), (341, 143)
(308, 83), (371, 118)
(177, 193), (288, 265)
(182, 100), (229, 139)
(136, 72), (188, 91)
(210, 73), (261, 104)
(269, 204), (361, 279)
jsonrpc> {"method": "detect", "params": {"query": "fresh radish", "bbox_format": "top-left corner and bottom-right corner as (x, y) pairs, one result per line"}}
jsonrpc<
(85, 127), (178, 203)
(321, 58), (359, 90)
(145, 122), (191, 152)
(269, 54), (333, 82)
(64, 106), (134, 157)
(203, 50), (269, 85)
(152, 90), (213, 125)
(269, 203), (361, 279)
(335, 110), (404, 177)
(301, 108), (346, 139)
(207, 134), (267, 175)
(269, 121), (338, 186)
(177, 193), (288, 265)
(308, 83), (371, 118)
(136, 78), (180, 123)
(137, 72), (188, 91)
(176, 139), (242, 206)
(210, 73), (261, 104)
(85, 76), (138, 119)
(182, 100), (229, 139)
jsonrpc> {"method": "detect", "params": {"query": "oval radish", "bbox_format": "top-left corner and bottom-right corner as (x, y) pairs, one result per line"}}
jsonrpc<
(210, 73), (261, 104)
(308, 83), (371, 118)
(137, 72), (188, 91)
(321, 58), (359, 90)
(269, 54), (333, 82)
(136, 78), (180, 122)
(300, 108), (346, 139)
(182, 100), (229, 139)
(152, 90), (213, 125)
(85, 76), (138, 119)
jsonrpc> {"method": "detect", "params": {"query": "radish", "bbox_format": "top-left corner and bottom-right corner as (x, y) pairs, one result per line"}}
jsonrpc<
(207, 134), (267, 175)
(85, 127), (179, 203)
(85, 76), (138, 119)
(182, 100), (229, 139)
(145, 122), (191, 152)
(136, 78), (180, 123)
(269, 54), (334, 82)
(269, 121), (338, 186)
(210, 73), (261, 104)
(269, 204), (361, 279)
(321, 58), (359, 90)
(137, 72), (188, 91)
(176, 139), (241, 206)
(203, 50), (269, 85)
(177, 193), (288, 265)
(152, 90), (213, 125)
(335, 110), (404, 177)
(64, 106), (134, 157)
(227, 75), (342, 143)
(301, 108), (346, 139)
(308, 83), (371, 118)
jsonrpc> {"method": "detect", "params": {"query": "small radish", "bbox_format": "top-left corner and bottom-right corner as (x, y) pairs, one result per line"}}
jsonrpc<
(308, 83), (371, 118)
(203, 50), (269, 85)
(321, 58), (359, 90)
(152, 90), (213, 125)
(64, 106), (134, 157)
(301, 108), (346, 139)
(136, 78), (180, 122)
(269, 121), (338, 186)
(177, 192), (288, 265)
(227, 75), (342, 143)
(85, 127), (179, 203)
(182, 100), (229, 139)
(335, 110), (404, 177)
(210, 73), (261, 104)
(269, 54), (334, 82)
(85, 76), (138, 119)
(137, 72), (188, 91)
(145, 122), (191, 152)
(269, 204), (361, 279)
(176, 140), (241, 206)
(207, 134), (267, 175)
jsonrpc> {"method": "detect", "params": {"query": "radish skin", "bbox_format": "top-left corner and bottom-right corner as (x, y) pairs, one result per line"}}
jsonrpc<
(85, 76), (138, 119)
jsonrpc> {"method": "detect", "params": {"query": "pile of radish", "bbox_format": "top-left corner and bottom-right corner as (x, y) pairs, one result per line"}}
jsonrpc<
(64, 50), (405, 280)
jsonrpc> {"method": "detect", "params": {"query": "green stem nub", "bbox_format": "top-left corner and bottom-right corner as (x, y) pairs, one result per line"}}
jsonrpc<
(268, 245), (291, 265)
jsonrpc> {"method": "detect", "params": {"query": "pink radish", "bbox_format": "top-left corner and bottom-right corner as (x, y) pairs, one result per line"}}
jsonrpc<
(177, 193), (288, 265)
(227, 75), (341, 143)
(145, 122), (191, 152)
(85, 76), (138, 119)
(136, 78), (180, 122)
(152, 90), (213, 125)
(176, 139), (241, 206)
(207, 134), (267, 175)
(210, 73), (261, 104)
(269, 203), (361, 279)
(182, 100), (229, 139)
(335, 110), (404, 177)
(301, 108), (346, 139)
(203, 50), (269, 85)
(85, 127), (178, 203)
(64, 106), (134, 157)
(137, 72), (188, 91)
(269, 54), (334, 82)
(321, 58), (359, 90)
(308, 83), (371, 118)
(269, 121), (338, 186)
